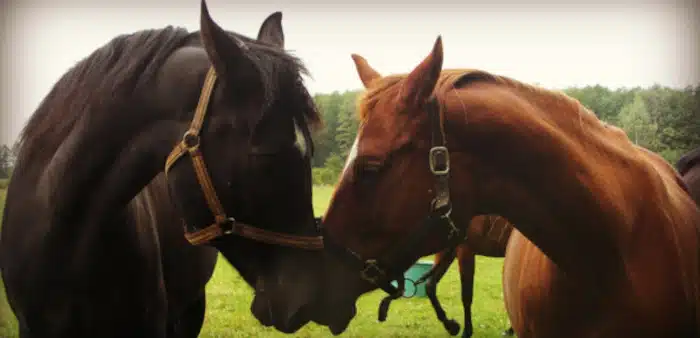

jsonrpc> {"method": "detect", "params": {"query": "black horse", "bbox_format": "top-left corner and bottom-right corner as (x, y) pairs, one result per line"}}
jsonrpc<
(0, 1), (328, 337)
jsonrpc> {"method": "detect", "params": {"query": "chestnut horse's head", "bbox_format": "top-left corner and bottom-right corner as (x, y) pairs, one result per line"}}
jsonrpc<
(317, 37), (477, 334)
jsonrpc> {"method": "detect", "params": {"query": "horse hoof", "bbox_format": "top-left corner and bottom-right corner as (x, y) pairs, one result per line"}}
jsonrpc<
(444, 319), (461, 336)
(502, 327), (515, 336)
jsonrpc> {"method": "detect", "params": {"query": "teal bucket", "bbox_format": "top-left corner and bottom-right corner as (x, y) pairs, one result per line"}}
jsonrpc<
(391, 259), (434, 298)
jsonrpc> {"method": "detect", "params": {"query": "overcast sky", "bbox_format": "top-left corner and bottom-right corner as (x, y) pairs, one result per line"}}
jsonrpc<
(1, 0), (698, 145)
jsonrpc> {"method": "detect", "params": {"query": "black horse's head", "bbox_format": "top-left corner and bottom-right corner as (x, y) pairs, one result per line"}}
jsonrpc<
(160, 1), (324, 333)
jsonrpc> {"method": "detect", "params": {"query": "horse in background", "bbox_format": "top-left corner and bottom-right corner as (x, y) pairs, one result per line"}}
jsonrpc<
(377, 215), (515, 337)
(315, 36), (700, 338)
(677, 146), (700, 205)
(0, 2), (329, 337)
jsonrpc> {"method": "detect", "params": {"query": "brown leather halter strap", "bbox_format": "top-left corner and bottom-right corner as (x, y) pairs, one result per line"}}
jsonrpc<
(164, 67), (323, 249)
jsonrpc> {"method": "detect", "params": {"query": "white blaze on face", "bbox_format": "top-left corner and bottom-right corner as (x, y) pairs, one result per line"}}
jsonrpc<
(293, 118), (308, 157)
(342, 134), (360, 176)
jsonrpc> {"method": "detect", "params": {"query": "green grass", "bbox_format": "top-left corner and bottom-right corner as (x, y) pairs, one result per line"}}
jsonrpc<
(0, 188), (13, 338)
(0, 185), (510, 337)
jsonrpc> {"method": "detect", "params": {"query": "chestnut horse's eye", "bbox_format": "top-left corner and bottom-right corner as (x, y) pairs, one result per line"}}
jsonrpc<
(354, 156), (384, 183)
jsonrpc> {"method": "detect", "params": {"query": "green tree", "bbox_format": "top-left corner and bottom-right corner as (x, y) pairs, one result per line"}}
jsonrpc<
(618, 93), (658, 150)
(334, 91), (361, 159)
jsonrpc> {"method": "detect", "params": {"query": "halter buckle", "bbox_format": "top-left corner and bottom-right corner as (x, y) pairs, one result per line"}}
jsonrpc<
(360, 259), (385, 284)
(429, 146), (450, 175)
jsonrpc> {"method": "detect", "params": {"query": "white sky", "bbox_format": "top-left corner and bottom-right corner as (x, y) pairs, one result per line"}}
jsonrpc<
(1, 0), (698, 145)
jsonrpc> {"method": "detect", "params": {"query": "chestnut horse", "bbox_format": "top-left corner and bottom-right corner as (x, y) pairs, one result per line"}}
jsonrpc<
(0, 2), (329, 336)
(376, 215), (515, 337)
(317, 36), (700, 338)
(677, 146), (700, 206)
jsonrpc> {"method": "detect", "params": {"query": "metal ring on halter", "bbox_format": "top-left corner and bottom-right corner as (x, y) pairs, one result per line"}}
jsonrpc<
(182, 130), (200, 150)
(220, 217), (237, 235)
(431, 197), (453, 216)
(361, 259), (385, 284)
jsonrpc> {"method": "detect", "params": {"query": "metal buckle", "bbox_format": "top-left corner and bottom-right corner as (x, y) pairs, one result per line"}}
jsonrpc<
(220, 217), (237, 235)
(360, 259), (385, 284)
(429, 146), (450, 175)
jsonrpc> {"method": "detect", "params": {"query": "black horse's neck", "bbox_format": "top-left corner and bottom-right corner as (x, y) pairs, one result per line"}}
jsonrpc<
(30, 29), (197, 226)
(36, 36), (215, 269)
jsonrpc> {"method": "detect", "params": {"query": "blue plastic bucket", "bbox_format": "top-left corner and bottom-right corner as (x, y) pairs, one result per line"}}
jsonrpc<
(390, 259), (434, 298)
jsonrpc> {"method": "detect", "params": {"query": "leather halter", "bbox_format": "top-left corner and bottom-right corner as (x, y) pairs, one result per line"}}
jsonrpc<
(164, 67), (324, 249)
(322, 97), (468, 298)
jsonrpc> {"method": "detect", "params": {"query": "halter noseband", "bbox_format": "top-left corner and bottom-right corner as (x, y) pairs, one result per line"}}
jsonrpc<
(164, 67), (323, 250)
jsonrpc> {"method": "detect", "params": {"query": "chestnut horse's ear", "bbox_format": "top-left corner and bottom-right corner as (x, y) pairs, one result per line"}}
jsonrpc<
(257, 12), (284, 48)
(200, 0), (263, 94)
(351, 54), (382, 88)
(400, 36), (443, 107)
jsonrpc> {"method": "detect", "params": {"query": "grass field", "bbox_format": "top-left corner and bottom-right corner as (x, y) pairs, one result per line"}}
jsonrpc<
(0, 185), (511, 337)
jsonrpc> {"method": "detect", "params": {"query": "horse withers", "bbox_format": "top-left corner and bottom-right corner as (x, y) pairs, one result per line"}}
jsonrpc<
(315, 36), (700, 337)
(0, 2), (328, 337)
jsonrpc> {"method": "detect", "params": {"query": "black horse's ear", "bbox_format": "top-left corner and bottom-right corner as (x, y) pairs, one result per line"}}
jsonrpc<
(257, 12), (284, 48)
(199, 0), (264, 95)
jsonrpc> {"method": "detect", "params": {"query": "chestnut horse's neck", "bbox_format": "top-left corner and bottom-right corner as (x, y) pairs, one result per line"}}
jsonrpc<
(435, 71), (700, 292)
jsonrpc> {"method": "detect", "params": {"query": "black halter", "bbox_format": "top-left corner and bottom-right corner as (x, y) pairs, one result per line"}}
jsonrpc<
(321, 97), (469, 298)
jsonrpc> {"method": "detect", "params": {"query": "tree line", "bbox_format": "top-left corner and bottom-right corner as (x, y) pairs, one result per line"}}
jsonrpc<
(0, 83), (698, 186)
(310, 84), (700, 185)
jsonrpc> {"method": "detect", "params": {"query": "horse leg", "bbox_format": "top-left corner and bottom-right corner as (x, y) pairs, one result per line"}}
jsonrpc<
(167, 291), (207, 338)
(426, 248), (461, 336)
(457, 245), (476, 338)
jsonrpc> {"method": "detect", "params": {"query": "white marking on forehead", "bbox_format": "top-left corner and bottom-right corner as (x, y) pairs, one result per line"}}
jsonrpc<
(342, 134), (360, 175)
(293, 118), (308, 157)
